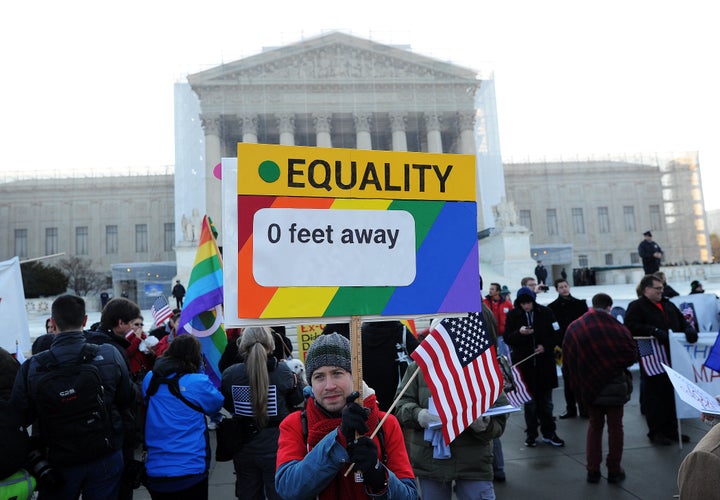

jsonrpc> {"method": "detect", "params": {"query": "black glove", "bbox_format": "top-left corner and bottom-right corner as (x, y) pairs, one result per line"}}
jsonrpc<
(340, 392), (369, 443)
(348, 436), (386, 490)
(652, 328), (669, 342)
(685, 325), (699, 344)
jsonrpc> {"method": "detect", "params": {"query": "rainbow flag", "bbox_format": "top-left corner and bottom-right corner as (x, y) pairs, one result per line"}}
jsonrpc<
(178, 215), (227, 387)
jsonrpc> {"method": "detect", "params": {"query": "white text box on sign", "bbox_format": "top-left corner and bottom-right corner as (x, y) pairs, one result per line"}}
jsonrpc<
(252, 208), (417, 287)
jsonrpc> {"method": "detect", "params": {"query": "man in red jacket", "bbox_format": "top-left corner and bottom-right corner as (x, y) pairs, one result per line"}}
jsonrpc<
(275, 333), (417, 499)
(483, 283), (513, 342)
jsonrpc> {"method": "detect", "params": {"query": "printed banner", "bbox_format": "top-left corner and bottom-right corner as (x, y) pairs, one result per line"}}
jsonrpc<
(669, 332), (720, 419)
(0, 257), (31, 354)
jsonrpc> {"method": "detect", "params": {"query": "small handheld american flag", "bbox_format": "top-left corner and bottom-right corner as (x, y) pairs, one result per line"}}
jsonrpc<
(411, 312), (503, 444)
(506, 364), (532, 408)
(151, 295), (173, 326)
(637, 338), (668, 376)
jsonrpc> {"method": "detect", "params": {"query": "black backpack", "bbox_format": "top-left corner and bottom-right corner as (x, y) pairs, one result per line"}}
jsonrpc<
(32, 343), (115, 465)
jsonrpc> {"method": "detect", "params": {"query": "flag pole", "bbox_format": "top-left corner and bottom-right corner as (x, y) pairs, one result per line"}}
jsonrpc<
(511, 351), (540, 368)
(344, 366), (421, 477)
(350, 315), (363, 398)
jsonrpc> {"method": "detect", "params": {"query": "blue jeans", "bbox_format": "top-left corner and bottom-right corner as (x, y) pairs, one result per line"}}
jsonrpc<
(39, 449), (123, 500)
(492, 438), (504, 474)
(419, 478), (495, 500)
(523, 388), (556, 439)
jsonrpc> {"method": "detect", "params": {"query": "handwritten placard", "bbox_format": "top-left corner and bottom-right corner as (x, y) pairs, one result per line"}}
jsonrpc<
(663, 363), (720, 415)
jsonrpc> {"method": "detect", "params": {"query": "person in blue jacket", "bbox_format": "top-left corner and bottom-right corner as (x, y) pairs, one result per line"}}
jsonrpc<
(142, 334), (223, 499)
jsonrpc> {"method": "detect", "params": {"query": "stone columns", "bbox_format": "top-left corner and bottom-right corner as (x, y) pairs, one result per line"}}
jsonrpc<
(200, 114), (222, 239)
(240, 113), (258, 143)
(313, 113), (332, 147)
(353, 112), (372, 150)
(277, 113), (295, 145)
(457, 111), (476, 154)
(425, 112), (443, 153)
(389, 112), (408, 152)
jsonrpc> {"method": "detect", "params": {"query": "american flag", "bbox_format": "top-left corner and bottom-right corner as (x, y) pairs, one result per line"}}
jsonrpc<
(637, 338), (669, 376)
(506, 365), (532, 408)
(411, 312), (503, 445)
(151, 295), (173, 326)
(231, 384), (278, 417)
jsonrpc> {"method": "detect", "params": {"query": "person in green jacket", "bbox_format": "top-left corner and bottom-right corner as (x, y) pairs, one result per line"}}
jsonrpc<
(394, 362), (509, 500)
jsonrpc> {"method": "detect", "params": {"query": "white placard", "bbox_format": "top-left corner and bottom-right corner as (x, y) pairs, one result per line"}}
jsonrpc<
(663, 363), (720, 416)
(252, 208), (416, 287)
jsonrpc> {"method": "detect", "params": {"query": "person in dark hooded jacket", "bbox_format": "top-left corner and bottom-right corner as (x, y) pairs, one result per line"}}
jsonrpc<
(361, 321), (419, 412)
(505, 286), (564, 448)
(85, 297), (141, 500)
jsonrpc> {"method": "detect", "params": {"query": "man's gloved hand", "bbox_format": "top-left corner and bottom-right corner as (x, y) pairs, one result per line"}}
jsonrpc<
(470, 416), (491, 432)
(340, 392), (369, 443)
(685, 325), (699, 344)
(417, 409), (441, 429)
(348, 436), (386, 490)
(652, 328), (669, 342)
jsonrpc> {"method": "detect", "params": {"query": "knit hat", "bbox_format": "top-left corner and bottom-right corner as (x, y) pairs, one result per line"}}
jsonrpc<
(516, 286), (536, 302)
(304, 333), (352, 382)
(691, 280), (702, 291)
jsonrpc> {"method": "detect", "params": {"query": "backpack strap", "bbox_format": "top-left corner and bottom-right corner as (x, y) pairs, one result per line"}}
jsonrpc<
(145, 373), (204, 413)
(34, 342), (99, 371)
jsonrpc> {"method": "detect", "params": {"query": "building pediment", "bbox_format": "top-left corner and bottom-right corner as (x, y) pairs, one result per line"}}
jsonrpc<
(188, 31), (479, 87)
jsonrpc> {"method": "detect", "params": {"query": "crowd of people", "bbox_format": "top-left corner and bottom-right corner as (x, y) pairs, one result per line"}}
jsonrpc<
(1, 255), (717, 499)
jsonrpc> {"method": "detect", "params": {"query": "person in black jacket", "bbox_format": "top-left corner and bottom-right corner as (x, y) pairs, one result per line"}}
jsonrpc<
(11, 295), (133, 499)
(534, 261), (548, 286)
(548, 279), (589, 419)
(361, 320), (419, 412)
(638, 231), (663, 275)
(85, 297), (142, 500)
(505, 287), (564, 448)
(624, 274), (698, 445)
(221, 327), (303, 499)
(654, 271), (680, 298)
(171, 280), (186, 309)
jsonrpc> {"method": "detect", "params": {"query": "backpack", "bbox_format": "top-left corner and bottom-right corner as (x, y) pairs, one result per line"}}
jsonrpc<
(32, 343), (115, 465)
(144, 373), (204, 413)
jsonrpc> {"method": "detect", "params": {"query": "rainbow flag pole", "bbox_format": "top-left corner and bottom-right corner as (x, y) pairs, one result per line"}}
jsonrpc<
(178, 215), (227, 387)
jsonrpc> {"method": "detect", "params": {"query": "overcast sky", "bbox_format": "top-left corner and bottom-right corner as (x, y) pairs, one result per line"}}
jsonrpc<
(2, 0), (718, 208)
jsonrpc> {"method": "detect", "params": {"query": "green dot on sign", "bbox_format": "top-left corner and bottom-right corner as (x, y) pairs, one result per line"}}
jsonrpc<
(258, 160), (280, 183)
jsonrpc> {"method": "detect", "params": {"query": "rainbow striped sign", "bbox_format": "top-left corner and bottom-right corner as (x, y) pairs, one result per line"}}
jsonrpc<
(231, 144), (480, 321)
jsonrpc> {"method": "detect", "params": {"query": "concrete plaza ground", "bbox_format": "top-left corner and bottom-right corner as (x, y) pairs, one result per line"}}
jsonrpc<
(23, 280), (718, 498)
(132, 370), (704, 499)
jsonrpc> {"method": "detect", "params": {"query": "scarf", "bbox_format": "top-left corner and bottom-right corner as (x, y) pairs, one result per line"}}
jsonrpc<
(304, 393), (382, 500)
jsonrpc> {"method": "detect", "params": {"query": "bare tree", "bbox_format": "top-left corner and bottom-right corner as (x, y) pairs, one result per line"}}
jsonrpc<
(57, 256), (108, 296)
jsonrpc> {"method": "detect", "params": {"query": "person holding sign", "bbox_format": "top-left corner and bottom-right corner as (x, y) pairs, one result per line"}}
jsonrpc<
(275, 333), (417, 499)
